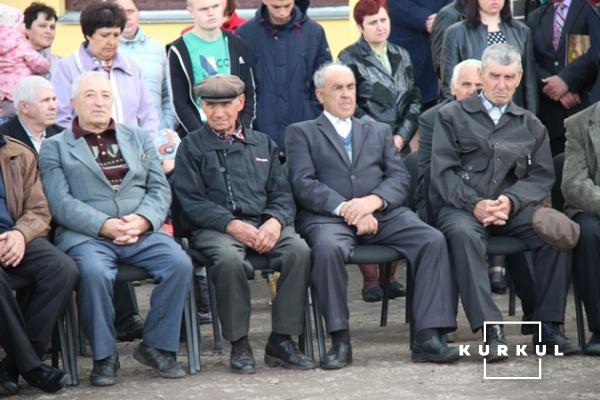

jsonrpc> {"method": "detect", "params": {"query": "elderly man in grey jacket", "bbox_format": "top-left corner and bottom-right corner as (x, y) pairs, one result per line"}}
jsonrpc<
(39, 71), (192, 386)
(431, 43), (577, 362)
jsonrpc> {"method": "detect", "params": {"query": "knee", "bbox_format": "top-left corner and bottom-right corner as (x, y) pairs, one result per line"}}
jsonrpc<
(310, 238), (346, 261)
(445, 224), (481, 246)
(77, 260), (114, 287)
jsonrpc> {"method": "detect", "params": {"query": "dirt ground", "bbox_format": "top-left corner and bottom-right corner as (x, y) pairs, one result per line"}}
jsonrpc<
(8, 264), (600, 400)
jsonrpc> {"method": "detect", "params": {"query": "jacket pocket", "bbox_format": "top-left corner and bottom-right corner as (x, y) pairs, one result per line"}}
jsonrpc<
(514, 154), (531, 179)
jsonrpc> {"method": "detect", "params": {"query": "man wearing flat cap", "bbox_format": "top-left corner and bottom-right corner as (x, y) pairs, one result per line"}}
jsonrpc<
(174, 74), (315, 374)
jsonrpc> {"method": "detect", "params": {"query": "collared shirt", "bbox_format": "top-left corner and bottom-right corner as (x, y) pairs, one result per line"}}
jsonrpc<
(369, 41), (392, 75)
(479, 93), (508, 125)
(212, 123), (245, 144)
(555, 0), (571, 10)
(17, 117), (46, 153)
(323, 110), (352, 138)
(72, 117), (129, 191)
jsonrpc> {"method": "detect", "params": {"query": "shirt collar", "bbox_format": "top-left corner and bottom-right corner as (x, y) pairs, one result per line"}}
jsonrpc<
(17, 117), (46, 151)
(72, 117), (116, 139)
(479, 92), (508, 114)
(211, 123), (245, 144)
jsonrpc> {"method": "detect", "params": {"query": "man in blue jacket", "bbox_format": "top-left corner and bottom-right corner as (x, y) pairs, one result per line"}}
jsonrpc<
(388, 0), (451, 107)
(236, 0), (331, 157)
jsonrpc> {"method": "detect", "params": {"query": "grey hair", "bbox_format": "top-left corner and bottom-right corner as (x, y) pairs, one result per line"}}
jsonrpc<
(71, 70), (109, 99)
(313, 61), (354, 89)
(481, 43), (522, 71)
(450, 59), (482, 87)
(12, 76), (54, 116)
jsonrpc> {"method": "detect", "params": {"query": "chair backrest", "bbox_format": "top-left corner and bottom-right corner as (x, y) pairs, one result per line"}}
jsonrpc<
(404, 152), (419, 211)
(552, 153), (565, 212)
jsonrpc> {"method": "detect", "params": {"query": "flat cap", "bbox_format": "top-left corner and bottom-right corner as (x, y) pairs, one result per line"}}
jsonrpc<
(193, 75), (245, 102)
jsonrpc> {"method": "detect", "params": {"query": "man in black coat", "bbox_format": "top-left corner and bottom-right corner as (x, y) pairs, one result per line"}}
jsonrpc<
(174, 75), (314, 374)
(286, 63), (460, 369)
(527, 0), (593, 156)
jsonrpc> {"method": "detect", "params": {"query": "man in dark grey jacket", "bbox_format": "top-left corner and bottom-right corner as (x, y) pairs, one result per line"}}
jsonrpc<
(431, 44), (577, 361)
(173, 75), (314, 374)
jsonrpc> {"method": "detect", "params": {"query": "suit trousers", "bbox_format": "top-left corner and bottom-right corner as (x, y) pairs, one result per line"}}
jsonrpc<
(68, 233), (192, 360)
(300, 207), (457, 334)
(191, 225), (311, 342)
(437, 205), (570, 331)
(0, 238), (79, 373)
(572, 212), (600, 332)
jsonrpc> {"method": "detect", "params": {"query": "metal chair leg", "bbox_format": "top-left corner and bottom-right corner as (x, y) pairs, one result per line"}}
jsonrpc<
(302, 287), (314, 360)
(184, 278), (201, 374)
(380, 262), (391, 327)
(406, 261), (415, 349)
(574, 281), (586, 350)
(205, 266), (223, 353)
(310, 286), (326, 363)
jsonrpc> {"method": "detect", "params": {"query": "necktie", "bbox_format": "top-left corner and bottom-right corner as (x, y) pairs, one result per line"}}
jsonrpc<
(552, 2), (566, 50)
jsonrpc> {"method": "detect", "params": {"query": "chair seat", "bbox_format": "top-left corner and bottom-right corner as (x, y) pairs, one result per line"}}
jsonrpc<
(116, 264), (153, 282)
(348, 245), (403, 264)
(487, 236), (528, 256)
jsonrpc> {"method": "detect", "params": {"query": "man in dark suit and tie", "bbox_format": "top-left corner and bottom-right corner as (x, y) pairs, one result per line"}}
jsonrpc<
(285, 63), (460, 369)
(0, 75), (145, 343)
(527, 0), (593, 156)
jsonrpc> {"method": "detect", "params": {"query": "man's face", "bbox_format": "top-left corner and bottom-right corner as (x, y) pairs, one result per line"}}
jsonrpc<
(201, 95), (245, 133)
(72, 75), (113, 129)
(481, 60), (522, 105)
(451, 64), (483, 100)
(20, 86), (57, 128)
(26, 12), (57, 50)
(263, 0), (294, 26)
(117, 0), (139, 39)
(86, 27), (121, 61)
(316, 67), (356, 119)
(187, 0), (223, 32)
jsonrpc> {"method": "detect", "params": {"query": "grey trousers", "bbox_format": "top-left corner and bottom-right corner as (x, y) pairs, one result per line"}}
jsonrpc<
(68, 233), (193, 360)
(192, 226), (311, 342)
(437, 205), (570, 331)
(299, 207), (457, 334)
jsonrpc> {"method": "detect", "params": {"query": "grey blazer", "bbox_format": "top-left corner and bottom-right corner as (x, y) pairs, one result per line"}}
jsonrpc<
(285, 113), (411, 232)
(39, 123), (171, 252)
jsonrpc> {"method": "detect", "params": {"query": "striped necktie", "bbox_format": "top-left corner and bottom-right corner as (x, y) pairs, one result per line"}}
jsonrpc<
(552, 2), (566, 50)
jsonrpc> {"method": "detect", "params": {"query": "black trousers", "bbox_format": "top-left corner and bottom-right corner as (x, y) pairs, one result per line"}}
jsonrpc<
(0, 238), (79, 373)
(573, 212), (600, 332)
(437, 205), (570, 331)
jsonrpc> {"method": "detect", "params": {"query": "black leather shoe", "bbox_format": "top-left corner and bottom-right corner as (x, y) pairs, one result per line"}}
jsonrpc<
(361, 286), (383, 303)
(133, 343), (185, 378)
(535, 322), (579, 355)
(90, 352), (119, 386)
(22, 364), (67, 393)
(116, 314), (145, 342)
(320, 342), (352, 370)
(584, 333), (600, 355)
(489, 268), (507, 294)
(0, 361), (18, 396)
(265, 340), (316, 370)
(484, 324), (509, 363)
(230, 337), (256, 374)
(384, 280), (406, 299)
(412, 334), (460, 363)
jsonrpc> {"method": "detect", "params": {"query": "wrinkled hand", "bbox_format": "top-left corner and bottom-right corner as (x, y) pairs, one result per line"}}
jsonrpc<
(341, 195), (384, 225)
(559, 92), (581, 109)
(425, 13), (437, 34)
(542, 75), (569, 101)
(112, 214), (151, 245)
(355, 214), (379, 236)
(226, 219), (260, 248)
(100, 218), (128, 240)
(474, 199), (502, 226)
(254, 218), (282, 254)
(0, 230), (26, 268)
(393, 135), (405, 152)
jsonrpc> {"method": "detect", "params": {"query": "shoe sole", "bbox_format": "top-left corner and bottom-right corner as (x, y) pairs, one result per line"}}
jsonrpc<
(319, 356), (353, 370)
(264, 354), (316, 370)
(411, 351), (461, 363)
(133, 348), (185, 379)
(230, 365), (256, 374)
(0, 381), (19, 395)
(485, 354), (509, 363)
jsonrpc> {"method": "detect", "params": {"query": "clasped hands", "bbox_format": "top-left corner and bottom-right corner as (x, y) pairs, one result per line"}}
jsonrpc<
(340, 195), (383, 236)
(226, 217), (281, 254)
(100, 214), (151, 245)
(473, 195), (512, 227)
(0, 230), (26, 268)
(541, 75), (581, 109)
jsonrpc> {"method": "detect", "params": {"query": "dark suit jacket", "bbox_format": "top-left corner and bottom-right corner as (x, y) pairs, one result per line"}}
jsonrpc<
(388, 0), (451, 103)
(285, 113), (411, 232)
(0, 117), (63, 153)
